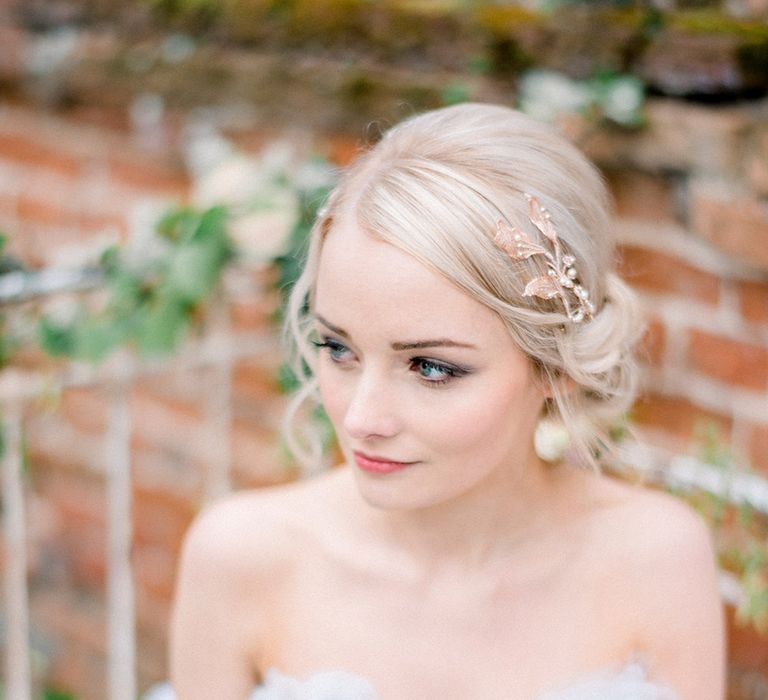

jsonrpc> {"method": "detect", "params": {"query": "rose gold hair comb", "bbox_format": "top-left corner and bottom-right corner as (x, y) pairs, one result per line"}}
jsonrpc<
(494, 194), (595, 323)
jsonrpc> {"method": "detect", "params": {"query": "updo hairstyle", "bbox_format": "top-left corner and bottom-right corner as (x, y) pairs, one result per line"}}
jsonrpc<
(285, 102), (642, 472)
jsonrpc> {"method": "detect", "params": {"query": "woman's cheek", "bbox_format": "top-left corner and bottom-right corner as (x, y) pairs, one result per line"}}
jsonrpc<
(317, 367), (344, 425)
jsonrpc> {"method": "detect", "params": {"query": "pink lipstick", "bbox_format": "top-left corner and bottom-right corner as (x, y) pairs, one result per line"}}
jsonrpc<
(353, 451), (417, 475)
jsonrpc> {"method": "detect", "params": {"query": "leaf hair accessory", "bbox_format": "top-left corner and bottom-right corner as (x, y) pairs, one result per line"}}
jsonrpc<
(494, 194), (595, 323)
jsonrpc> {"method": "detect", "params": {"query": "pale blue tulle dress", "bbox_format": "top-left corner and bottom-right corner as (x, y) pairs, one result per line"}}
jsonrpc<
(144, 658), (677, 699)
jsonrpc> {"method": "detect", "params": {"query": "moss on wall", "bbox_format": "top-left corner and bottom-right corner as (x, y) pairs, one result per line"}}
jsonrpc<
(8, 0), (768, 127)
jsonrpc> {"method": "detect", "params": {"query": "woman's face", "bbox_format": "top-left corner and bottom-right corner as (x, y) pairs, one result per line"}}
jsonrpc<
(313, 215), (547, 511)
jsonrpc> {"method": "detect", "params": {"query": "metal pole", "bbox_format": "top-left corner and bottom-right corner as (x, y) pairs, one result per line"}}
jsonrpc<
(106, 381), (135, 700)
(2, 405), (31, 700)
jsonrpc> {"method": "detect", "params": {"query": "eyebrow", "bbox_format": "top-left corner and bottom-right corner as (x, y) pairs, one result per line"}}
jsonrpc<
(314, 314), (478, 351)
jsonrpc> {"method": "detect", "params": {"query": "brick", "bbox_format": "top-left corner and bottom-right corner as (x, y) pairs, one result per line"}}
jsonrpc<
(605, 169), (680, 224)
(738, 280), (768, 326)
(32, 590), (107, 700)
(747, 152), (768, 198)
(617, 244), (720, 304)
(130, 389), (204, 456)
(0, 25), (25, 81)
(687, 329), (768, 392)
(36, 469), (108, 584)
(59, 386), (110, 435)
(584, 99), (752, 175)
(132, 446), (204, 502)
(690, 185), (768, 269)
(136, 626), (171, 689)
(748, 423), (768, 474)
(133, 542), (177, 601)
(107, 154), (189, 196)
(230, 295), (279, 332)
(726, 603), (768, 676)
(747, 127), (768, 197)
(322, 134), (364, 165)
(17, 193), (80, 227)
(0, 132), (87, 177)
(45, 643), (106, 700)
(0, 191), (17, 221)
(233, 358), (281, 401)
(632, 393), (732, 445)
(18, 169), (79, 214)
(25, 412), (106, 475)
(133, 369), (206, 406)
(131, 484), (195, 554)
(14, 221), (101, 267)
(230, 418), (295, 489)
(32, 589), (105, 653)
(638, 30), (761, 103)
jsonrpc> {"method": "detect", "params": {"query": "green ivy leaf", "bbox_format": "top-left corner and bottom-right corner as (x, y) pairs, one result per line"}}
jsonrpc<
(165, 244), (216, 303)
(164, 207), (233, 304)
(135, 297), (189, 357)
(43, 689), (77, 700)
(72, 317), (122, 363)
(156, 207), (200, 243)
(39, 318), (76, 357)
(190, 206), (228, 246)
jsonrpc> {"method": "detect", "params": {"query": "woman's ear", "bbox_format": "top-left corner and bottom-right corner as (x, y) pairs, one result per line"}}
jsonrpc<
(532, 365), (576, 401)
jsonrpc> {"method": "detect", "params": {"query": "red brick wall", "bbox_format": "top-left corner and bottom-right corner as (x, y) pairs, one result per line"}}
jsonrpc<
(1, 95), (766, 697)
(587, 100), (768, 475)
(0, 102), (297, 696)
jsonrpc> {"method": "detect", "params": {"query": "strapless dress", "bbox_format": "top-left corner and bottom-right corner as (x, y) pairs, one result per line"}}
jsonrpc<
(144, 659), (677, 699)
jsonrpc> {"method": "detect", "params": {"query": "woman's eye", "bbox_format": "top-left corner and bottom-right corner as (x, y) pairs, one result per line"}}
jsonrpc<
(410, 358), (468, 385)
(312, 337), (353, 363)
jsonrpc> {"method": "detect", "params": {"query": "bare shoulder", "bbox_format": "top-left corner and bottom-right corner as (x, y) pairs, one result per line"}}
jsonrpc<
(580, 473), (725, 698)
(179, 467), (346, 583)
(586, 474), (716, 570)
(170, 469), (347, 698)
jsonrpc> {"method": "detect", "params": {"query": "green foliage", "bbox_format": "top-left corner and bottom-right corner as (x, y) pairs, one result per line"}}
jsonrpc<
(272, 174), (330, 371)
(519, 68), (646, 129)
(42, 690), (76, 700)
(0, 686), (76, 699)
(681, 421), (768, 635)
(272, 174), (332, 310)
(39, 205), (234, 363)
(0, 233), (26, 369)
(441, 82), (471, 105)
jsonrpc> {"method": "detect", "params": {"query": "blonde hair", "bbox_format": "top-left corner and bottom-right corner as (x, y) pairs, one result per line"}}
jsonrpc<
(284, 102), (642, 472)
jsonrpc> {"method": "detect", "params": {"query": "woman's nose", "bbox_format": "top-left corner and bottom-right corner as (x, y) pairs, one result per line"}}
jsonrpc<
(342, 371), (400, 441)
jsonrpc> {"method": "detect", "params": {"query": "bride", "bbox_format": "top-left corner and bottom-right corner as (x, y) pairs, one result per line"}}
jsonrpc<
(167, 103), (725, 699)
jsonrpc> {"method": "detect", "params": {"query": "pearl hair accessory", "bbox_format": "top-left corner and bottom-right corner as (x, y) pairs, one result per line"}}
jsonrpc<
(494, 194), (595, 323)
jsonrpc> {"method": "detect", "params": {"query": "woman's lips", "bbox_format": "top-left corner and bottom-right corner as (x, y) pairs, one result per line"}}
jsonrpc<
(353, 451), (417, 475)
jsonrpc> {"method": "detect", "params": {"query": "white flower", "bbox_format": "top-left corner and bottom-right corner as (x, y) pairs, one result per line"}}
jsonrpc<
(183, 121), (236, 179)
(192, 155), (266, 209)
(600, 76), (644, 125)
(294, 158), (337, 192)
(47, 230), (121, 269)
(25, 27), (80, 76)
(519, 70), (590, 123)
(41, 294), (81, 326)
(259, 140), (297, 178)
(229, 192), (299, 264)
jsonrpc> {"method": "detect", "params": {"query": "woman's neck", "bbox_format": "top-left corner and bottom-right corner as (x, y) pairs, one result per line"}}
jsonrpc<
(342, 456), (577, 583)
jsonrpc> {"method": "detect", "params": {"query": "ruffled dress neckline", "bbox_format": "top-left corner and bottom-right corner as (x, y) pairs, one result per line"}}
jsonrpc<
(144, 657), (678, 700)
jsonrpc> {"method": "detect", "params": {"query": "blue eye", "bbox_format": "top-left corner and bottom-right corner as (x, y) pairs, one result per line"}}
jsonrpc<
(410, 358), (468, 386)
(312, 337), (353, 363)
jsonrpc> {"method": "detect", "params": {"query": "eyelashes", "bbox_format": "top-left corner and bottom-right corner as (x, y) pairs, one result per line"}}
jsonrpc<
(311, 337), (471, 387)
(409, 358), (469, 385)
(311, 338), (352, 363)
